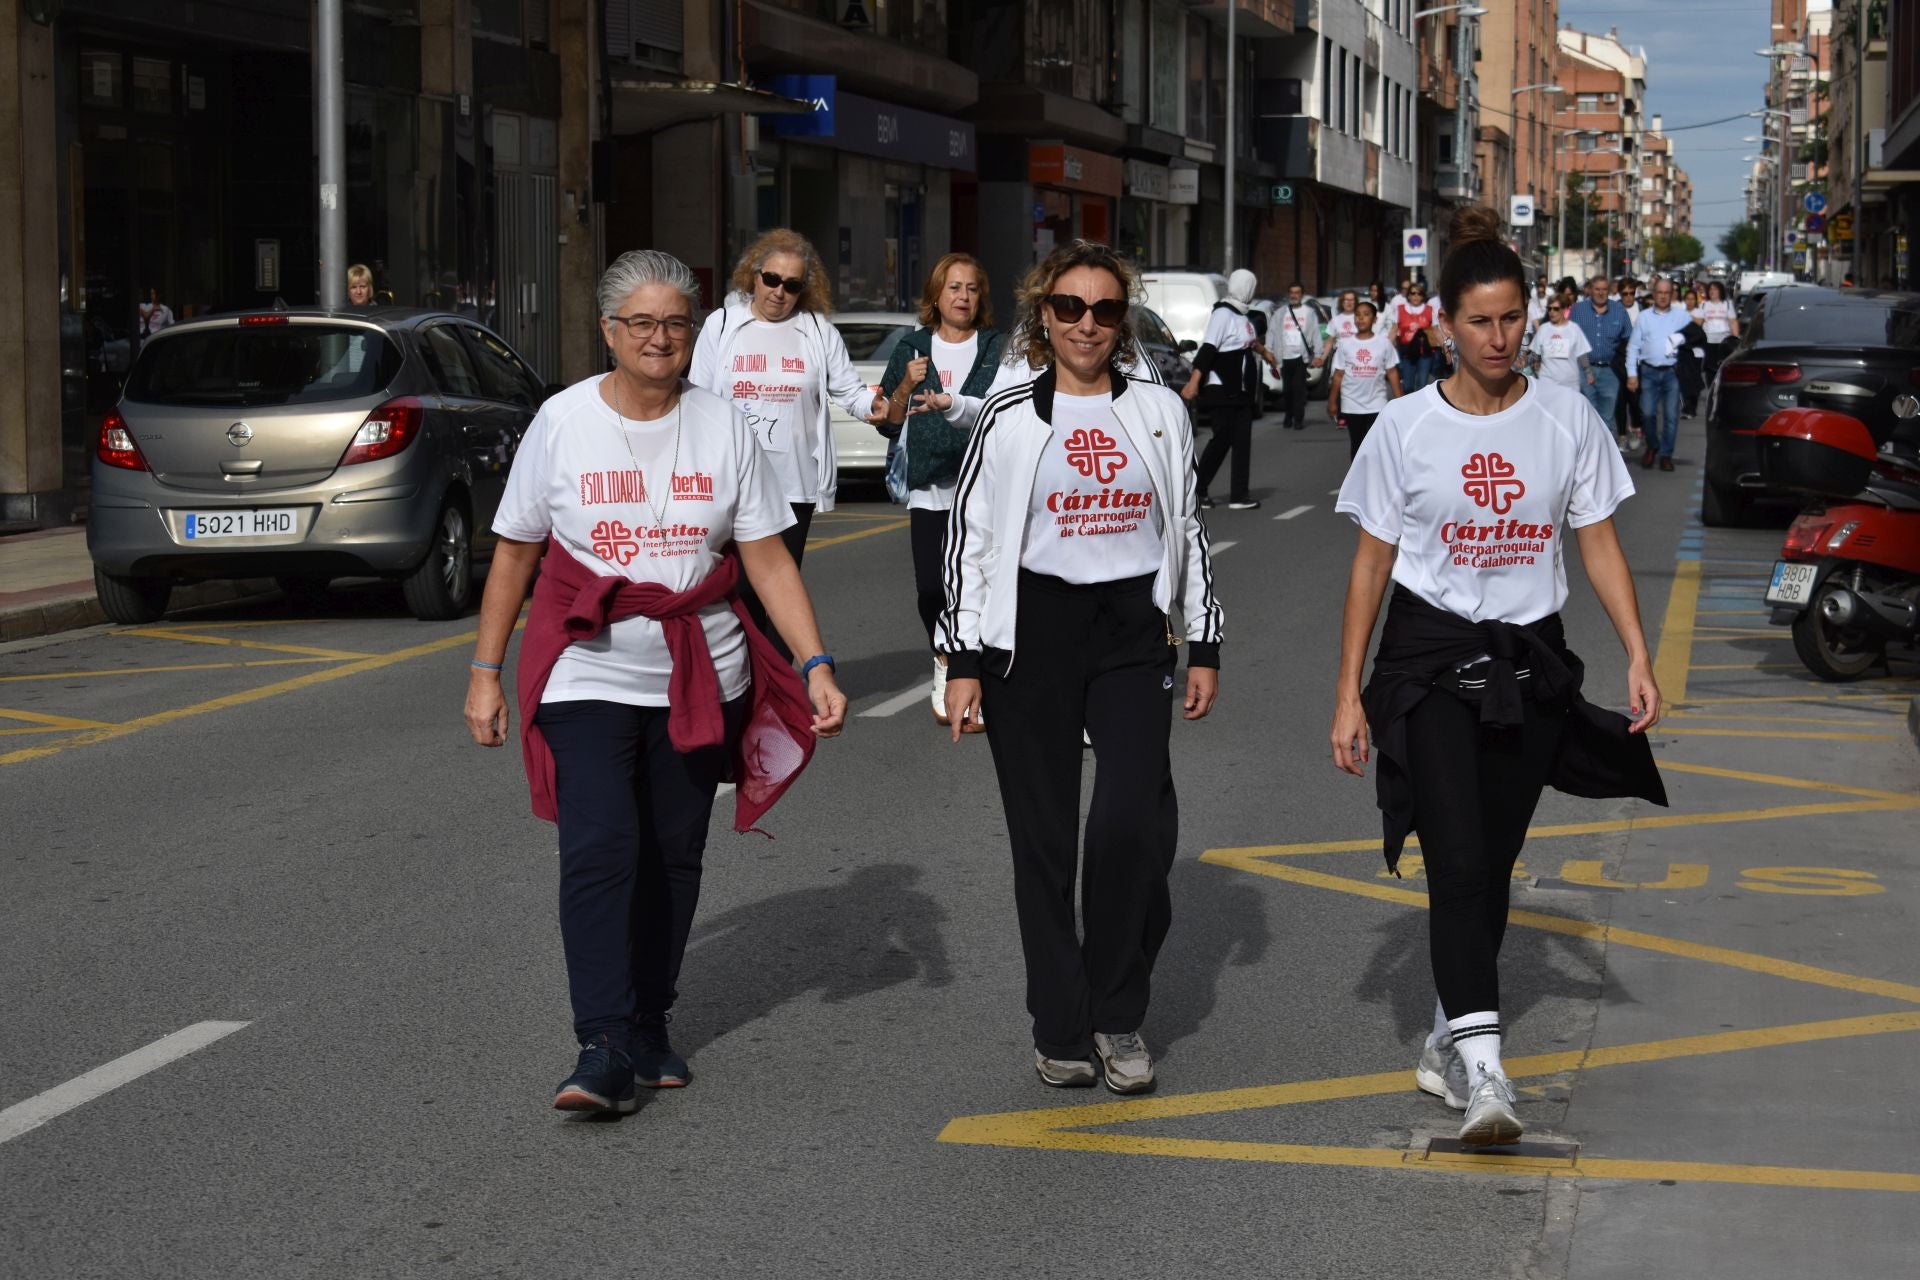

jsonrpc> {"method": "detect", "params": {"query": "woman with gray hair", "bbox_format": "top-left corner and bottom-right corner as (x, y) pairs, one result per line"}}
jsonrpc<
(689, 229), (888, 658)
(465, 248), (849, 1116)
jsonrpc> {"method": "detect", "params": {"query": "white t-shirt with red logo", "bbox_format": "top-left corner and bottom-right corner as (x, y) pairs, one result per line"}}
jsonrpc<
(1332, 333), (1399, 415)
(1335, 379), (1634, 624)
(494, 377), (794, 706)
(903, 332), (979, 513)
(722, 316), (822, 505)
(1328, 311), (1360, 344)
(1273, 302), (1315, 361)
(1020, 392), (1164, 584)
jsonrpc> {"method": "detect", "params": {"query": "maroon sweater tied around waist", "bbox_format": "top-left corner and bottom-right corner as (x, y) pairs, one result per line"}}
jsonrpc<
(516, 537), (816, 832)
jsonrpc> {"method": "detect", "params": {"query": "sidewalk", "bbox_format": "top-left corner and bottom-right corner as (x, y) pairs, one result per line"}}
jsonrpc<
(0, 526), (270, 643)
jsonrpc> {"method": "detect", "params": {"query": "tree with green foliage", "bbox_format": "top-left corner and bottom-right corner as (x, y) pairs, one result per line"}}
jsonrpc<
(1653, 233), (1704, 268)
(1719, 222), (1765, 266)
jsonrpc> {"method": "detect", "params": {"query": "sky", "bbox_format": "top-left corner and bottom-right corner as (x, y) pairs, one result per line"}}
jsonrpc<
(1558, 0), (1788, 257)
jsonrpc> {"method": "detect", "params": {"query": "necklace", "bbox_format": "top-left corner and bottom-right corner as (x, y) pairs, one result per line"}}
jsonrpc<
(609, 375), (682, 537)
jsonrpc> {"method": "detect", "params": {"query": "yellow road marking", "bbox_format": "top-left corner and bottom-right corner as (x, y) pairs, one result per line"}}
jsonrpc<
(1666, 712), (1900, 727)
(1652, 558), (1700, 706)
(1558, 859), (1708, 890)
(1677, 692), (1914, 706)
(118, 628), (372, 660)
(1687, 662), (1808, 670)
(0, 707), (117, 730)
(0, 658), (338, 682)
(0, 726), (94, 736)
(805, 517), (911, 550)
(1660, 727), (1899, 742)
(939, 1013), (1920, 1191)
(1202, 849), (1920, 1005)
(1691, 627), (1793, 638)
(1657, 759), (1919, 803)
(0, 631), (479, 767)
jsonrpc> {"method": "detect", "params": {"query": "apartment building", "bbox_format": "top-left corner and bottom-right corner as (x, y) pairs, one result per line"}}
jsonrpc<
(1473, 0), (1561, 270)
(1638, 120), (1692, 257)
(1830, 0), (1914, 288)
(1555, 27), (1648, 279)
(1413, 4), (1480, 269)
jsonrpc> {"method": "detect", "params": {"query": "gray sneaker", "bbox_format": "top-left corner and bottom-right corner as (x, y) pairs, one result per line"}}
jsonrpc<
(1415, 1031), (1469, 1110)
(1033, 1049), (1096, 1088)
(1092, 1030), (1155, 1095)
(1458, 1072), (1523, 1147)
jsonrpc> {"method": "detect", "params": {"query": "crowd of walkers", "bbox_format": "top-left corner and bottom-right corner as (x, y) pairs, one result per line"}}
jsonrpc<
(462, 205), (1666, 1152)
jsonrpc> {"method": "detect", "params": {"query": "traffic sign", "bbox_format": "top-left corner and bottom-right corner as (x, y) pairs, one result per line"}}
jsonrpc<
(1831, 213), (1854, 242)
(1804, 192), (1827, 214)
(1806, 213), (1827, 235)
(1403, 228), (1429, 268)
(1509, 194), (1536, 227)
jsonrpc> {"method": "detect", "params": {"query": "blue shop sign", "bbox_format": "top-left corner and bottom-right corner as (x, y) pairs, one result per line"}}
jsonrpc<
(767, 75), (836, 137)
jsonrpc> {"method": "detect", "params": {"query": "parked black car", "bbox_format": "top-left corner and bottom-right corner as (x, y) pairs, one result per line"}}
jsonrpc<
(1702, 287), (1920, 526)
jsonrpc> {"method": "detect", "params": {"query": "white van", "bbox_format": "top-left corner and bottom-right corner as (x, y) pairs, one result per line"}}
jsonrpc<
(1736, 270), (1794, 298)
(1138, 270), (1228, 349)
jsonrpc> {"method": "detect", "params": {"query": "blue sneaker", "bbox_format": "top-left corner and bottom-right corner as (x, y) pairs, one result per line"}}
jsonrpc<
(634, 1012), (690, 1089)
(553, 1033), (638, 1113)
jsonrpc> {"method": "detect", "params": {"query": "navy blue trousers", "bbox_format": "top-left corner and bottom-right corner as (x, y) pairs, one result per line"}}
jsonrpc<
(536, 695), (746, 1045)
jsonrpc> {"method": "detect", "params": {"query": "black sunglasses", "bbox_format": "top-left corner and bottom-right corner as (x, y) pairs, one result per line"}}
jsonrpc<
(759, 270), (805, 296)
(1044, 294), (1128, 327)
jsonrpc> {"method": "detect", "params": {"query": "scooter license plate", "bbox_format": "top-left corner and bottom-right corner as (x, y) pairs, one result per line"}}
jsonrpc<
(1766, 560), (1818, 606)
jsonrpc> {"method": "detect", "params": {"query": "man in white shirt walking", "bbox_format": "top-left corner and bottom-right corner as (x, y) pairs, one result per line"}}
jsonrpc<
(1625, 277), (1690, 472)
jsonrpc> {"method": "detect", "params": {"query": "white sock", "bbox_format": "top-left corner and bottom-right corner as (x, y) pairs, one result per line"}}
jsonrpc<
(1447, 1011), (1504, 1090)
(1432, 999), (1451, 1046)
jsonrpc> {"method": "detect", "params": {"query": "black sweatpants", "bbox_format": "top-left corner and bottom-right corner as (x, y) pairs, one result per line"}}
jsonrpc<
(1194, 396), (1254, 504)
(1405, 688), (1567, 1018)
(537, 695), (748, 1045)
(980, 570), (1179, 1059)
(909, 507), (947, 649)
(739, 501), (814, 662)
(1281, 357), (1310, 429)
(1345, 412), (1378, 461)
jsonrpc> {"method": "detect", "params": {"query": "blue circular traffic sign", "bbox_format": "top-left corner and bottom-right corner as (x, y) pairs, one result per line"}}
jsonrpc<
(1804, 192), (1827, 214)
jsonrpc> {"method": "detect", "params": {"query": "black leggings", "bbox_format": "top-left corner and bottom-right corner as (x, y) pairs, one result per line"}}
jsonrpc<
(909, 507), (947, 649)
(739, 502), (814, 662)
(1405, 689), (1566, 1018)
(1195, 398), (1253, 503)
(1345, 412), (1378, 460)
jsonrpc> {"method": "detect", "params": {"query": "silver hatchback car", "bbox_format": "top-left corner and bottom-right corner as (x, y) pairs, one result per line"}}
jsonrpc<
(88, 308), (551, 622)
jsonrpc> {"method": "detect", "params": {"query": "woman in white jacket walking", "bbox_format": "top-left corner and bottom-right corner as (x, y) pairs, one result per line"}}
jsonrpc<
(690, 228), (887, 655)
(939, 240), (1223, 1096)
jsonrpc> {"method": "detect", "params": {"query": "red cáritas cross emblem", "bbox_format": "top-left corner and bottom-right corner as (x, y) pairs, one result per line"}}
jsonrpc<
(1063, 428), (1128, 484)
(1461, 452), (1525, 515)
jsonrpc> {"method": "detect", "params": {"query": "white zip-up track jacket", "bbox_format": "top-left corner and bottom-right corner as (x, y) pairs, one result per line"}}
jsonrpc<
(938, 365), (1224, 678)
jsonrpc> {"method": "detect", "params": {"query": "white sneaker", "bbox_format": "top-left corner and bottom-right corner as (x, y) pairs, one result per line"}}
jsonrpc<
(1415, 1031), (1469, 1110)
(931, 655), (950, 725)
(1092, 1030), (1155, 1095)
(1033, 1049), (1096, 1088)
(1458, 1072), (1523, 1146)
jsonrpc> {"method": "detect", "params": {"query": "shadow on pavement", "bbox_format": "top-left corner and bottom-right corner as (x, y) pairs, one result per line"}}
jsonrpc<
(675, 863), (954, 1056)
(1149, 857), (1274, 1059)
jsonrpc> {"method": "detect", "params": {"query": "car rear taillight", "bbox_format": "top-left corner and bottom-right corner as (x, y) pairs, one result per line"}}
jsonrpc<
(1783, 519), (1833, 556)
(97, 408), (149, 471)
(238, 314), (290, 326)
(1719, 362), (1802, 385)
(339, 397), (425, 466)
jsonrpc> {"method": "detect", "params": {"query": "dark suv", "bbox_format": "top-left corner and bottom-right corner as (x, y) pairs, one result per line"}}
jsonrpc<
(88, 308), (552, 622)
(1703, 287), (1920, 525)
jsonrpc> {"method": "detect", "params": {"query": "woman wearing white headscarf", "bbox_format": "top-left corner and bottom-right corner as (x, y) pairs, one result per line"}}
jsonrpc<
(1182, 269), (1278, 510)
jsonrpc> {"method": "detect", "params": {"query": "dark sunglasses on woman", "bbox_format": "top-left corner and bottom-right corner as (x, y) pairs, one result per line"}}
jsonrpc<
(760, 270), (805, 297)
(1044, 294), (1129, 327)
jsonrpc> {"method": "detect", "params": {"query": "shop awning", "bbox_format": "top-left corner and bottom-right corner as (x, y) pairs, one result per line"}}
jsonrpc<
(1862, 169), (1920, 192)
(609, 79), (814, 136)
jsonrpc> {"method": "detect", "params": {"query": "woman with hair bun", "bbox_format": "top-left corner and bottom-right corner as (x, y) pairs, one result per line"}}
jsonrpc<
(1328, 206), (1668, 1147)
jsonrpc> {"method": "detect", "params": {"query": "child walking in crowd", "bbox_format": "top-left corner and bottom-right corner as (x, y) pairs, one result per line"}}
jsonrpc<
(1328, 299), (1402, 459)
(1330, 206), (1667, 1146)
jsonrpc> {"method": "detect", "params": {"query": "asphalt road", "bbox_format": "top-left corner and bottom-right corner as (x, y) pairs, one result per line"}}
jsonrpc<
(3, 403), (1916, 1280)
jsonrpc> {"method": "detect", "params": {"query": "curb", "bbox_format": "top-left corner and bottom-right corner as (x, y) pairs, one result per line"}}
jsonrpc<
(0, 580), (279, 644)
(1909, 697), (1920, 753)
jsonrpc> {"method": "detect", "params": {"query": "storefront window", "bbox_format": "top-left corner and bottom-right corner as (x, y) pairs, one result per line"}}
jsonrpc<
(81, 50), (123, 110)
(131, 57), (173, 115)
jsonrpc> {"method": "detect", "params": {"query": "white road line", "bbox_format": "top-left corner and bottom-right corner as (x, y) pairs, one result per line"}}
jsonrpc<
(1326, 488), (1341, 495)
(859, 684), (932, 718)
(1210, 540), (1238, 556)
(0, 1021), (250, 1145)
(1273, 504), (1315, 520)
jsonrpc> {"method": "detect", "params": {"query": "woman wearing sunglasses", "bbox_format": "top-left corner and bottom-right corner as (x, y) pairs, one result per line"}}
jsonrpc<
(939, 239), (1223, 1095)
(690, 228), (888, 658)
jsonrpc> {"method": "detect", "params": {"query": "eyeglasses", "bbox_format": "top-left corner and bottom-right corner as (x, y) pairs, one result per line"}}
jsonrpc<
(607, 313), (693, 341)
(1043, 294), (1128, 327)
(759, 271), (805, 296)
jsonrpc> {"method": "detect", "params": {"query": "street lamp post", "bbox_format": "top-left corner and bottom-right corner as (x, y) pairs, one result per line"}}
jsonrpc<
(1410, 6), (1488, 270)
(1511, 84), (1564, 270)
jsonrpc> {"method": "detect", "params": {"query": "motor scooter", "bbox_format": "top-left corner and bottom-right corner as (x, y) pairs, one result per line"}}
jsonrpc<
(1757, 375), (1920, 681)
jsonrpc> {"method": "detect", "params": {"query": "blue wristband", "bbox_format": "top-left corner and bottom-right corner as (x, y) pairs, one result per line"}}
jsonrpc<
(471, 659), (502, 671)
(801, 654), (835, 680)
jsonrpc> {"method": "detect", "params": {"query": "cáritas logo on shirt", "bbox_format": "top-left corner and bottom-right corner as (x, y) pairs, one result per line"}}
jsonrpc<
(1447, 453), (1552, 569)
(1046, 428), (1151, 536)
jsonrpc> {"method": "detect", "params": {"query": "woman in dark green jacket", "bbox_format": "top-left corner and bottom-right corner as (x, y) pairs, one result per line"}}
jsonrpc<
(878, 253), (1007, 726)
